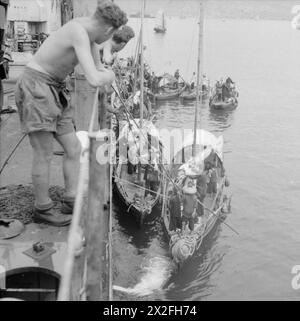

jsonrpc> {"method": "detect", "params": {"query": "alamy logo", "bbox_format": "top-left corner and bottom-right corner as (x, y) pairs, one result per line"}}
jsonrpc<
(291, 265), (300, 290)
(0, 264), (6, 289)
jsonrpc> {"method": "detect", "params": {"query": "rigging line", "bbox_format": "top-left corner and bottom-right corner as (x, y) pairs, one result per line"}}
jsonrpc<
(153, 154), (239, 236)
(113, 175), (166, 199)
(111, 85), (148, 140)
(0, 133), (27, 176)
(196, 198), (239, 235)
(112, 87), (187, 188)
(110, 100), (176, 188)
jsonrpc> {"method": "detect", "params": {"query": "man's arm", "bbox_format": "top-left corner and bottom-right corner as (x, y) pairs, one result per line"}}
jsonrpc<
(91, 42), (102, 69)
(71, 22), (114, 87)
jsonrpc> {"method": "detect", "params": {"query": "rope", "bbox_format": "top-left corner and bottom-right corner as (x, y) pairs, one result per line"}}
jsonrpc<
(0, 134), (27, 176)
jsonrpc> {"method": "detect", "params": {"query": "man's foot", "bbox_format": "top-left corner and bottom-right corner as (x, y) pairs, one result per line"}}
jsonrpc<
(34, 202), (71, 226)
(61, 196), (75, 215)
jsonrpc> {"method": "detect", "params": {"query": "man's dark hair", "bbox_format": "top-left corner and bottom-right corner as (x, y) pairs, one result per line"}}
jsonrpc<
(112, 25), (135, 44)
(94, 1), (128, 29)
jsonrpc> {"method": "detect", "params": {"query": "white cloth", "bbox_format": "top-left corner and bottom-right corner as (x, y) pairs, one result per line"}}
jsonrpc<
(190, 74), (196, 84)
(133, 91), (141, 105)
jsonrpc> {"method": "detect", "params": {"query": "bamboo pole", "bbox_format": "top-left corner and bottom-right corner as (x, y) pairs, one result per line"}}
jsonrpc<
(192, 1), (204, 157)
(140, 0), (145, 125)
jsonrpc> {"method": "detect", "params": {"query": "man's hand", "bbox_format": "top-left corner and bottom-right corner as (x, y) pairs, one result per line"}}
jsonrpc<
(96, 68), (115, 88)
(107, 105), (125, 117)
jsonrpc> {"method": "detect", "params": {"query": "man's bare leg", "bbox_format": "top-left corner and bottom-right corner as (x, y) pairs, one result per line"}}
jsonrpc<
(55, 132), (81, 199)
(29, 132), (54, 207)
(29, 131), (72, 226)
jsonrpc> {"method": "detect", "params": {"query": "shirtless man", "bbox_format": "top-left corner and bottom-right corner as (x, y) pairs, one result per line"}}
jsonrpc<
(15, 1), (128, 226)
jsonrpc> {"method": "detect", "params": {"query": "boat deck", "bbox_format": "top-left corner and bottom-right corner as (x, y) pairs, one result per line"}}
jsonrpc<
(119, 164), (148, 203)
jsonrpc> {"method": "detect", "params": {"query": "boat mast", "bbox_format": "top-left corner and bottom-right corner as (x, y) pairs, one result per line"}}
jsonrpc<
(140, 0), (145, 125)
(192, 1), (204, 157)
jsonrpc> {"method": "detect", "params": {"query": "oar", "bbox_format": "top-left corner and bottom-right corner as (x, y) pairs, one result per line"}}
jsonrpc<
(196, 198), (239, 235)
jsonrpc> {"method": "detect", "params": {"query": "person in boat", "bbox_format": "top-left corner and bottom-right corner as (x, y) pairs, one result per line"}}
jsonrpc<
(196, 171), (207, 222)
(169, 186), (182, 232)
(14, 1), (128, 226)
(214, 80), (223, 101)
(181, 177), (198, 233)
(190, 72), (196, 90)
(222, 77), (235, 102)
(144, 151), (159, 198)
(150, 72), (160, 94)
(204, 151), (218, 194)
(174, 69), (180, 89)
(202, 74), (208, 92)
(132, 82), (152, 118)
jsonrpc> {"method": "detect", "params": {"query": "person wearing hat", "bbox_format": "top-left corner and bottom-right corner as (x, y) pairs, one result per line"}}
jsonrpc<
(196, 172), (208, 220)
(169, 186), (182, 232)
(181, 177), (198, 233)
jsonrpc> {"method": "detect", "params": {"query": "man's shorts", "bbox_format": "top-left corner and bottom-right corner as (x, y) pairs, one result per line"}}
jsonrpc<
(15, 67), (75, 136)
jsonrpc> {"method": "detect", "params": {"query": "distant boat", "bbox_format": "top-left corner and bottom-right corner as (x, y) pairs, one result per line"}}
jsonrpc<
(154, 10), (167, 33)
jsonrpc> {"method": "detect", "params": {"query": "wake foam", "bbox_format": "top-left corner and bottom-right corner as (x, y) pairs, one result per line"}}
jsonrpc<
(113, 256), (174, 296)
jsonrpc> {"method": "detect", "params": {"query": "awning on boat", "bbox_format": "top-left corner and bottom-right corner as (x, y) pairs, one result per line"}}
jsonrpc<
(173, 129), (224, 164)
(158, 73), (177, 86)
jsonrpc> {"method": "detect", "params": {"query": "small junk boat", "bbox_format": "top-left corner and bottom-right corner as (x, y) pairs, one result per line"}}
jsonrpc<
(113, 119), (163, 227)
(113, 0), (164, 227)
(154, 10), (167, 33)
(209, 77), (238, 110)
(209, 97), (238, 110)
(155, 74), (186, 101)
(161, 130), (230, 266)
(155, 87), (186, 101)
(161, 2), (232, 266)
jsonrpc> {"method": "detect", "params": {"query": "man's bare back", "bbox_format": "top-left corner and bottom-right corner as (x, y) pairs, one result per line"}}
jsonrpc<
(29, 18), (98, 80)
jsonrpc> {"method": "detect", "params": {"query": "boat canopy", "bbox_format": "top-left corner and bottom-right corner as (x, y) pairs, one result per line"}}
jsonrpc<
(158, 73), (177, 86)
(173, 129), (224, 164)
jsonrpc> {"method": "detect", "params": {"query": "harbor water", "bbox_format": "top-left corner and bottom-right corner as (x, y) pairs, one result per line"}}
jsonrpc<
(1, 0), (300, 301)
(112, 0), (300, 300)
